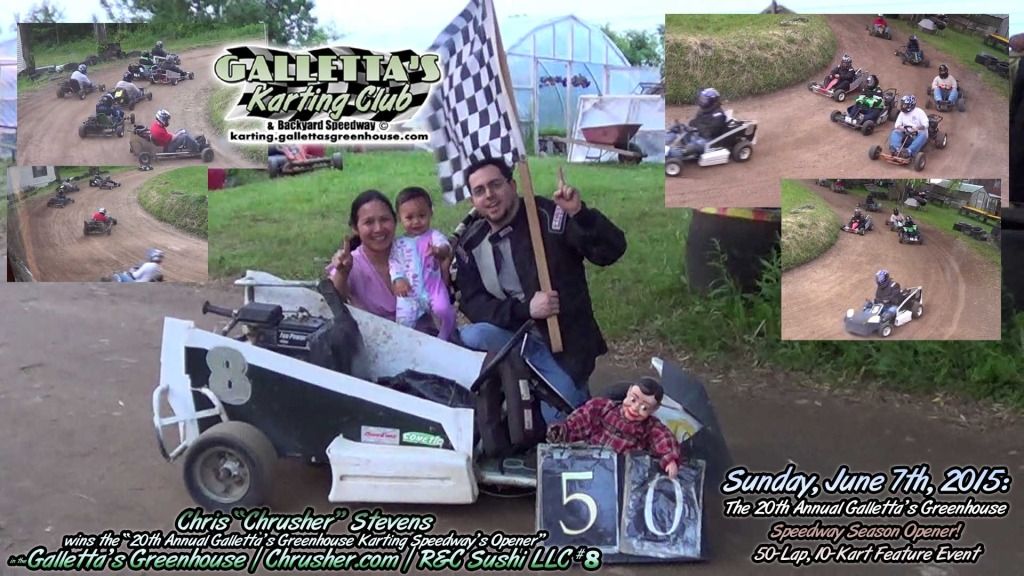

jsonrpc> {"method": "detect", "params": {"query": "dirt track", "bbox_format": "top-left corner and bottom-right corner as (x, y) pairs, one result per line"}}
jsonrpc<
(17, 44), (260, 169)
(665, 15), (1010, 208)
(781, 181), (1001, 340)
(0, 283), (1022, 575)
(14, 166), (208, 282)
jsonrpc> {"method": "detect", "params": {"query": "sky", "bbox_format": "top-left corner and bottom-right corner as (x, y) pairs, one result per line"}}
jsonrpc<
(1, 0), (1020, 45)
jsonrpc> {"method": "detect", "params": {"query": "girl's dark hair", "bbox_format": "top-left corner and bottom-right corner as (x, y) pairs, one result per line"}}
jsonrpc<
(347, 189), (395, 250)
(395, 186), (433, 212)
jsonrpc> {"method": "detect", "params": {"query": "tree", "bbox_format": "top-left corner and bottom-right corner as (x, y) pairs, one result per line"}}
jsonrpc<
(17, 1), (65, 24)
(601, 25), (663, 69)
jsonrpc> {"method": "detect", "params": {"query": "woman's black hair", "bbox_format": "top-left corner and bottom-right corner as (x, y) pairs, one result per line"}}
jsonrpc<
(395, 186), (433, 212)
(347, 189), (395, 251)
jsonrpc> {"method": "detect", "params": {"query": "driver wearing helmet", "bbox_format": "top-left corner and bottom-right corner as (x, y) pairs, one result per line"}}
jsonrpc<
(95, 93), (124, 125)
(931, 64), (959, 105)
(70, 63), (92, 93)
(114, 72), (144, 103)
(846, 75), (886, 123)
(874, 269), (902, 321)
(889, 207), (904, 229)
(150, 109), (202, 153)
(680, 87), (727, 154)
(872, 15), (889, 34)
(890, 94), (930, 157)
(850, 207), (867, 228)
(827, 54), (857, 91)
(92, 207), (109, 223)
(152, 40), (167, 58)
(132, 249), (164, 282)
(906, 35), (923, 61)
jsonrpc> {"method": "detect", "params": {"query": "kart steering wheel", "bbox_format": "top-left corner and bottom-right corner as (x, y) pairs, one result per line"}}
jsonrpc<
(469, 320), (536, 393)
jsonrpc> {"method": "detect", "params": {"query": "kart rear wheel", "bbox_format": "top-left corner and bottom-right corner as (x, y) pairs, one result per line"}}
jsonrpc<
(834, 90), (847, 102)
(138, 151), (153, 166)
(78, 125), (87, 138)
(934, 132), (947, 149)
(862, 120), (875, 136)
(201, 147), (215, 163)
(880, 323), (893, 338)
(665, 159), (683, 177)
(116, 125), (124, 138)
(331, 152), (343, 170)
(732, 141), (753, 162)
(913, 302), (923, 318)
(957, 98), (965, 112)
(57, 88), (65, 98)
(868, 145), (881, 160)
(147, 92), (154, 101)
(913, 152), (927, 171)
(183, 421), (277, 511)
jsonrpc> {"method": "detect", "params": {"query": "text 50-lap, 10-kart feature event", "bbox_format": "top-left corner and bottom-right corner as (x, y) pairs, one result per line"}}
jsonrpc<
(4, 2), (1024, 576)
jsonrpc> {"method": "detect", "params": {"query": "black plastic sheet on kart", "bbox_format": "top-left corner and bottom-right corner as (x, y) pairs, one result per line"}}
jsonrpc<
(376, 370), (475, 409)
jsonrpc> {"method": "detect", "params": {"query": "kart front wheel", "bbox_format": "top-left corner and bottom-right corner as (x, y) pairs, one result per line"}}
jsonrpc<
(830, 110), (843, 123)
(183, 421), (277, 511)
(78, 125), (87, 139)
(934, 132), (947, 149)
(868, 145), (881, 160)
(834, 90), (847, 102)
(913, 302), (923, 318)
(202, 148), (215, 163)
(913, 152), (927, 171)
(862, 120), (875, 136)
(732, 141), (753, 162)
(880, 323), (893, 338)
(665, 159), (683, 177)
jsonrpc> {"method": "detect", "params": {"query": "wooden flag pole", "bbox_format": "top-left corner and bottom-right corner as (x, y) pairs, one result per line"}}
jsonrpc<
(492, 2), (563, 353)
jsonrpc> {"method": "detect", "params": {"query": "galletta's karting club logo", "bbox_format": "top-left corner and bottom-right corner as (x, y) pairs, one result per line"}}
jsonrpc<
(214, 45), (440, 144)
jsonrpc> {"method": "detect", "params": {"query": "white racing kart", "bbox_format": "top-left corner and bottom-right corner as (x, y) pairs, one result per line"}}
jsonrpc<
(152, 271), (731, 560)
(844, 286), (924, 337)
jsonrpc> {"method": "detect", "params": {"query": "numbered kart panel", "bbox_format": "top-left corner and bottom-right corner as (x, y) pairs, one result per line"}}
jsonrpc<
(620, 456), (705, 560)
(537, 445), (620, 554)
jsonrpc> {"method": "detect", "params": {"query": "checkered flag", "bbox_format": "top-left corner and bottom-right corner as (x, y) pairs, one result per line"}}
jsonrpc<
(416, 0), (526, 203)
(225, 45), (431, 123)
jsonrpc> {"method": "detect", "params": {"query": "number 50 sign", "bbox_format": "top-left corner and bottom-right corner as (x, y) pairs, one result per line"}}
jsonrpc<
(537, 445), (706, 560)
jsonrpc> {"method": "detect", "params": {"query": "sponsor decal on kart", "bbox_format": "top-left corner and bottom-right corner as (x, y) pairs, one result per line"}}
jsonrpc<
(402, 431), (444, 448)
(360, 426), (400, 445)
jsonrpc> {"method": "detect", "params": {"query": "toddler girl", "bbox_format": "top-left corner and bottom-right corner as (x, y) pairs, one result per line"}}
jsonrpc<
(389, 187), (456, 340)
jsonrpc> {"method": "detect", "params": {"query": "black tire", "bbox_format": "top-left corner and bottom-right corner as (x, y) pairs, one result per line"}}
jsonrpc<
(732, 141), (753, 162)
(934, 132), (947, 149)
(880, 323), (893, 338)
(830, 110), (843, 123)
(835, 90), (847, 102)
(201, 147), (215, 163)
(331, 152), (343, 170)
(147, 92), (154, 101)
(58, 87), (65, 98)
(117, 125), (124, 138)
(862, 120), (875, 136)
(665, 159), (683, 177)
(268, 155), (286, 178)
(868, 145), (881, 160)
(138, 151), (153, 166)
(78, 125), (87, 138)
(913, 152), (927, 171)
(182, 421), (277, 511)
(913, 302), (923, 318)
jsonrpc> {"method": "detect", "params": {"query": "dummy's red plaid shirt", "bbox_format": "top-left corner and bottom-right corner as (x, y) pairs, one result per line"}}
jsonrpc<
(547, 398), (682, 470)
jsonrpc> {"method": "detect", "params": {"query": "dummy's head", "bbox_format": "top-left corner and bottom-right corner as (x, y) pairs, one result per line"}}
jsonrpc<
(622, 377), (664, 422)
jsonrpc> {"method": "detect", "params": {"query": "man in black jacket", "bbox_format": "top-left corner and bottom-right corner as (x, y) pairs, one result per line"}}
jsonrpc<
(454, 158), (627, 422)
(874, 269), (902, 321)
(827, 54), (857, 91)
(679, 87), (728, 156)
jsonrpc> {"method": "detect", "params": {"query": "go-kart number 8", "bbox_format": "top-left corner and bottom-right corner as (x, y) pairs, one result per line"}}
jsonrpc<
(643, 475), (686, 536)
(206, 347), (253, 405)
(560, 471), (598, 535)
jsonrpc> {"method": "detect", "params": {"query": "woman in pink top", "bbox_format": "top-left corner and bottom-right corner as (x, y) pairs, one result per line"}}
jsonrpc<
(327, 190), (400, 319)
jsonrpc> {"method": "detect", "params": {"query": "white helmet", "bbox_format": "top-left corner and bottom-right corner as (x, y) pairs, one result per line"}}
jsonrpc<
(78, 64), (87, 74)
(156, 40), (164, 48)
(98, 208), (106, 215)
(148, 248), (165, 262)
(155, 109), (171, 127)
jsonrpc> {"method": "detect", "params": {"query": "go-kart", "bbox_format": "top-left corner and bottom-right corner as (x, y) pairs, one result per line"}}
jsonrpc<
(103, 268), (163, 282)
(84, 217), (117, 236)
(154, 53), (182, 67)
(268, 145), (344, 178)
(112, 86), (153, 110)
(151, 67), (194, 85)
(841, 215), (873, 235)
(868, 114), (946, 172)
(866, 23), (892, 40)
(896, 46), (930, 68)
(898, 221), (922, 244)
(925, 83), (965, 112)
(56, 178), (79, 195)
(829, 88), (898, 135)
(89, 175), (121, 189)
(46, 195), (74, 208)
(79, 112), (135, 138)
(831, 180), (847, 194)
(807, 68), (867, 102)
(57, 79), (105, 100)
(844, 286), (924, 338)
(664, 113), (758, 177)
(151, 270), (731, 564)
(858, 196), (883, 212)
(130, 125), (215, 166)
(127, 63), (155, 82)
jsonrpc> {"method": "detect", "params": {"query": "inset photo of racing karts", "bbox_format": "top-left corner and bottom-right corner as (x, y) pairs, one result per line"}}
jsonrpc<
(267, 145), (344, 178)
(17, 22), (264, 168)
(4, 165), (208, 283)
(665, 14), (1009, 208)
(780, 178), (1001, 340)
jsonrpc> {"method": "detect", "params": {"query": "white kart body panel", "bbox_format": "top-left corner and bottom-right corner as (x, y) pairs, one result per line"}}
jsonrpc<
(155, 271), (485, 503)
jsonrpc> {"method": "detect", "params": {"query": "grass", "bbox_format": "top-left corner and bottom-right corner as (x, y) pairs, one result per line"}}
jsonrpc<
(209, 85), (267, 164)
(137, 166), (208, 238)
(890, 19), (1011, 99)
(841, 183), (1001, 266)
(19, 24), (266, 92)
(780, 180), (841, 271)
(665, 14), (835, 105)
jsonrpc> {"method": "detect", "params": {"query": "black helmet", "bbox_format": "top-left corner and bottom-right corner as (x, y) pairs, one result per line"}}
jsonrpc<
(938, 64), (949, 78)
(900, 94), (917, 113)
(696, 88), (720, 110)
(840, 54), (853, 68)
(100, 93), (113, 106)
(122, 71), (134, 83)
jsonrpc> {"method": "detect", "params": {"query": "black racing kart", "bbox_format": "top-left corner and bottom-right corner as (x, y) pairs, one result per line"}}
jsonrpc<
(664, 115), (758, 177)
(79, 112), (135, 138)
(84, 217), (118, 236)
(898, 220), (923, 244)
(868, 114), (947, 172)
(112, 86), (154, 110)
(47, 195), (75, 208)
(858, 196), (883, 212)
(89, 175), (121, 189)
(829, 88), (898, 136)
(844, 286), (924, 338)
(57, 79), (105, 100)
(56, 178), (80, 195)
(895, 46), (930, 68)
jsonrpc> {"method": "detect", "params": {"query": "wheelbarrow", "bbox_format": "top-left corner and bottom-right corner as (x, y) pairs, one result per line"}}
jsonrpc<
(551, 123), (646, 164)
